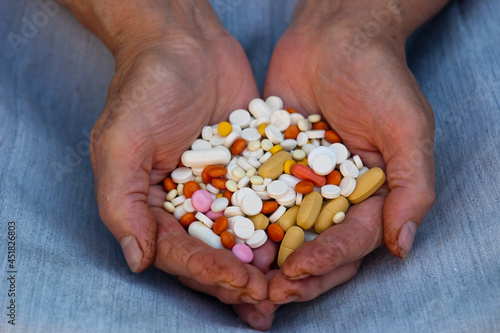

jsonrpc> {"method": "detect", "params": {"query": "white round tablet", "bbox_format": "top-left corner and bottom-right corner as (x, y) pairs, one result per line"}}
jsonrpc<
(195, 212), (214, 228)
(264, 125), (283, 144)
(353, 155), (364, 169)
(269, 205), (287, 223)
(296, 132), (308, 146)
(229, 109), (251, 128)
(241, 128), (261, 141)
(359, 166), (369, 176)
(171, 195), (186, 207)
(340, 160), (360, 178)
(330, 143), (349, 164)
(270, 110), (291, 131)
(280, 139), (297, 151)
(321, 185), (341, 199)
(211, 197), (229, 213)
(233, 217), (255, 239)
(307, 146), (336, 166)
(246, 229), (268, 249)
(295, 192), (303, 205)
(276, 188), (297, 207)
(290, 112), (305, 125)
(183, 198), (195, 212)
(241, 195), (263, 216)
(224, 206), (243, 217)
(311, 154), (335, 176)
(171, 167), (193, 184)
(266, 180), (289, 199)
(339, 176), (356, 197)
(201, 126), (213, 140)
(306, 130), (326, 139)
(191, 139), (212, 151)
(265, 96), (283, 111)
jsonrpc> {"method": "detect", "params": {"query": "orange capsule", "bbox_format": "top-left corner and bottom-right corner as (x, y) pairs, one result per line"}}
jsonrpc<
(183, 181), (201, 198)
(179, 212), (197, 228)
(163, 177), (176, 192)
(208, 166), (227, 178)
(325, 130), (342, 143)
(213, 216), (228, 235)
(231, 138), (247, 155)
(326, 170), (342, 186)
(312, 121), (329, 131)
(201, 165), (213, 184)
(284, 125), (301, 140)
(261, 201), (278, 214)
(211, 177), (227, 190)
(223, 190), (233, 201)
(177, 161), (184, 167)
(267, 223), (285, 242)
(285, 108), (298, 114)
(295, 180), (315, 194)
(291, 163), (326, 187)
(220, 231), (236, 249)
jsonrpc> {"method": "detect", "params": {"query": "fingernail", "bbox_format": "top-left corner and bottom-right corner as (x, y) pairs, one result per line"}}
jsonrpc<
(119, 235), (142, 272)
(285, 273), (309, 280)
(240, 294), (260, 304)
(275, 294), (299, 305)
(398, 221), (418, 259)
(262, 304), (279, 316)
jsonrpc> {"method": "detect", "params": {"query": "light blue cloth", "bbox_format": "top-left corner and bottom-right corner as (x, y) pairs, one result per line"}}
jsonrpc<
(1, 0), (499, 332)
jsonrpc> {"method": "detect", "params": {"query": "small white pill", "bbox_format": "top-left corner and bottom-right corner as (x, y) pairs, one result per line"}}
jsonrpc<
(255, 191), (271, 200)
(270, 110), (291, 131)
(237, 176), (250, 189)
(252, 184), (266, 192)
(359, 166), (369, 176)
(298, 119), (311, 132)
(241, 195), (263, 216)
(248, 140), (261, 151)
(225, 180), (238, 192)
(276, 188), (297, 207)
(246, 229), (268, 249)
(311, 154), (336, 176)
(302, 143), (314, 156)
(246, 168), (256, 178)
(269, 205), (287, 223)
(266, 180), (289, 199)
(278, 174), (302, 187)
(296, 132), (308, 146)
(261, 139), (274, 151)
(280, 139), (297, 151)
(211, 197), (229, 212)
(181, 147), (231, 168)
(225, 206), (244, 217)
(333, 211), (346, 224)
(306, 130), (326, 139)
(250, 176), (264, 185)
(209, 134), (226, 146)
(191, 167), (204, 176)
(163, 201), (175, 213)
(265, 125), (283, 144)
(311, 139), (320, 147)
(191, 139), (212, 150)
(229, 109), (251, 128)
(173, 205), (187, 220)
(241, 128), (261, 141)
(206, 183), (220, 194)
(201, 126), (213, 140)
(188, 222), (224, 249)
(171, 167), (194, 184)
(243, 148), (264, 160)
(182, 198), (194, 213)
(171, 195), (186, 207)
(253, 116), (270, 128)
(265, 96), (283, 111)
(290, 112), (305, 125)
(303, 229), (319, 242)
(177, 183), (184, 196)
(292, 149), (306, 161)
(263, 178), (273, 186)
(247, 157), (261, 169)
(330, 143), (349, 164)
(339, 176), (356, 197)
(295, 192), (303, 205)
(340, 160), (360, 178)
(166, 189), (178, 201)
(259, 151), (272, 163)
(233, 217), (256, 239)
(321, 185), (341, 199)
(232, 166), (246, 179)
(308, 146), (336, 166)
(223, 131), (241, 148)
(308, 114), (322, 123)
(353, 155), (364, 169)
(248, 98), (272, 119)
(237, 157), (253, 171)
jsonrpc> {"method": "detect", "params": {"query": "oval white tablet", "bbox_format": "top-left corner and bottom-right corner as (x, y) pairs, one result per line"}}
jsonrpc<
(270, 110), (291, 131)
(183, 198), (195, 212)
(188, 222), (224, 249)
(269, 205), (287, 223)
(248, 98), (272, 119)
(353, 155), (364, 169)
(265, 96), (283, 111)
(191, 139), (212, 150)
(296, 132), (308, 146)
(340, 160), (360, 178)
(233, 217), (256, 239)
(241, 128), (261, 141)
(241, 195), (263, 216)
(171, 167), (194, 184)
(211, 197), (229, 212)
(224, 206), (243, 217)
(308, 146), (336, 166)
(321, 185), (341, 199)
(266, 180), (289, 199)
(195, 212), (214, 228)
(264, 125), (283, 144)
(280, 139), (298, 151)
(311, 154), (335, 176)
(181, 148), (231, 168)
(246, 229), (268, 249)
(339, 176), (356, 197)
(330, 143), (349, 164)
(229, 109), (251, 128)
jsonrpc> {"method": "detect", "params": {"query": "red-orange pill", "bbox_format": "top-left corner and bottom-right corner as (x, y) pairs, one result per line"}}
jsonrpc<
(291, 163), (326, 187)
(223, 190), (233, 201)
(325, 130), (342, 143)
(163, 177), (176, 192)
(179, 212), (197, 228)
(201, 165), (213, 184)
(326, 170), (342, 186)
(312, 121), (329, 131)
(267, 223), (284, 242)
(183, 181), (201, 198)
(211, 177), (227, 190)
(208, 166), (227, 178)
(285, 108), (298, 114)
(213, 216), (228, 235)
(261, 201), (278, 214)
(284, 125), (301, 140)
(295, 180), (315, 194)
(231, 138), (247, 155)
(221, 231), (236, 249)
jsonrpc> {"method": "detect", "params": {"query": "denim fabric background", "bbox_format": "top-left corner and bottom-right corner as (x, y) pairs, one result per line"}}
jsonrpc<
(0, 0), (499, 332)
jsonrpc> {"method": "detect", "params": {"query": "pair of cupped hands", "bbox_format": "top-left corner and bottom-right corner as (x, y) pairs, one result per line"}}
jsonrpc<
(89, 6), (435, 331)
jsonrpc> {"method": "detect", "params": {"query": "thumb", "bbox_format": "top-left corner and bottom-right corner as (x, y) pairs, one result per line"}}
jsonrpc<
(382, 125), (436, 259)
(91, 125), (157, 273)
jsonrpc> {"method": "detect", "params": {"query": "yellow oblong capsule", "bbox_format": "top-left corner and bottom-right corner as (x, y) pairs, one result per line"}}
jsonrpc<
(347, 167), (385, 204)
(277, 226), (304, 267)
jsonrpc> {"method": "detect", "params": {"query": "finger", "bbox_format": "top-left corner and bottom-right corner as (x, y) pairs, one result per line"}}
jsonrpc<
(147, 184), (167, 208)
(178, 264), (267, 304)
(380, 99), (436, 259)
(251, 238), (279, 274)
(91, 125), (157, 273)
(153, 207), (251, 290)
(233, 303), (275, 332)
(281, 196), (384, 279)
(269, 260), (363, 304)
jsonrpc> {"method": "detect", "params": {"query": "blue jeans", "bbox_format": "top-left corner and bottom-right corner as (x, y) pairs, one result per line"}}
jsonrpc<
(1, 0), (499, 332)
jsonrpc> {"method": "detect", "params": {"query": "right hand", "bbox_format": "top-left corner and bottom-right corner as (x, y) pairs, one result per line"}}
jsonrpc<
(87, 2), (275, 329)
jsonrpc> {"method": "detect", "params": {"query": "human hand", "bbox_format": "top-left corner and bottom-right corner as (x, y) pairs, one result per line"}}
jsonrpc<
(262, 0), (436, 304)
(77, 0), (275, 328)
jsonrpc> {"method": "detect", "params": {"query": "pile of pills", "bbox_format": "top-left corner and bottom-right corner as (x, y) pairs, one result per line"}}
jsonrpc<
(162, 97), (385, 267)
